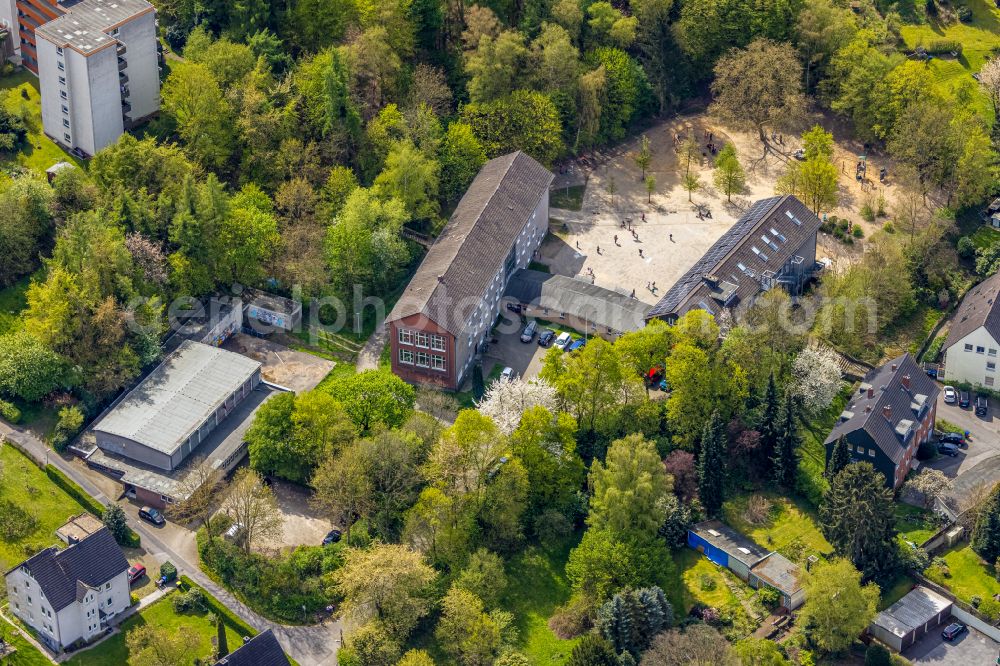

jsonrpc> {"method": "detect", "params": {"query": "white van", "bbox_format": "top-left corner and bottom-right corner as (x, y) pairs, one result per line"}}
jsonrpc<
(553, 332), (572, 350)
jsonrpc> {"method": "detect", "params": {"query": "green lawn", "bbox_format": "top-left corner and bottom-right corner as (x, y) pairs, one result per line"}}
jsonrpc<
(797, 386), (851, 506)
(0, 443), (91, 571)
(898, 0), (1000, 120)
(63, 594), (245, 666)
(0, 274), (29, 336)
(550, 185), (586, 212)
(0, 70), (82, 174)
(0, 624), (50, 666)
(722, 493), (834, 565)
(894, 504), (939, 545)
(879, 574), (918, 610)
(675, 549), (759, 640)
(500, 539), (579, 665)
(971, 224), (1000, 250)
(923, 542), (1000, 604)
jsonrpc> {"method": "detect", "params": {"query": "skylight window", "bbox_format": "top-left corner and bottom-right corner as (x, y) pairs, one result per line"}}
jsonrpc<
(770, 228), (786, 242)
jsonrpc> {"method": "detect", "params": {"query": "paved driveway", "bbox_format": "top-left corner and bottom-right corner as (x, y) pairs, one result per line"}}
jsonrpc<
(904, 624), (999, 665)
(482, 320), (555, 381)
(927, 390), (1000, 509)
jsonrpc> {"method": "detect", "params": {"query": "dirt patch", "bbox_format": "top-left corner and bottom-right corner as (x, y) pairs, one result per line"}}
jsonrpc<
(223, 334), (335, 393)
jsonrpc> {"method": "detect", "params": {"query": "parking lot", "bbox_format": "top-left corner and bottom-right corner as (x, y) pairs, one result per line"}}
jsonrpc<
(482, 320), (561, 381)
(928, 388), (1000, 509)
(904, 623), (999, 665)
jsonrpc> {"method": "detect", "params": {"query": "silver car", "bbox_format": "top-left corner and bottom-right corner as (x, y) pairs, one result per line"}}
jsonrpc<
(520, 320), (537, 343)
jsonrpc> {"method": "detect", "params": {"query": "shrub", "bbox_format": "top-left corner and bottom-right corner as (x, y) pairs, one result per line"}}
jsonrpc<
(978, 596), (1000, 621)
(971, 595), (982, 608)
(853, 226), (864, 238)
(926, 39), (961, 55)
(699, 573), (716, 591)
(958, 236), (976, 259)
(917, 439), (938, 461)
(883, 221), (895, 234)
(50, 405), (84, 451)
(860, 203), (876, 222)
(0, 399), (21, 423)
(757, 586), (781, 609)
(743, 494), (772, 524)
(172, 587), (206, 613)
(0, 498), (38, 540)
(865, 643), (892, 666)
(549, 595), (594, 639)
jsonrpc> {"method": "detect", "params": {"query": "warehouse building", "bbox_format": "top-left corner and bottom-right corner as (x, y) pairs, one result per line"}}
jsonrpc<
(92, 340), (262, 472)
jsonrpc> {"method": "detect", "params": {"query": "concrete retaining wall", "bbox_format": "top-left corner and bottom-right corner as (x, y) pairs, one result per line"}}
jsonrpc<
(952, 605), (1000, 642)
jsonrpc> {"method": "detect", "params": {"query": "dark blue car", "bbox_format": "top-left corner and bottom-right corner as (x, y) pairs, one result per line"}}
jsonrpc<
(567, 338), (586, 352)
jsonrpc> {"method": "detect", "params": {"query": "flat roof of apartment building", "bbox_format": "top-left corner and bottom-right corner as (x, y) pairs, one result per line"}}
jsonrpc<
(35, 0), (154, 54)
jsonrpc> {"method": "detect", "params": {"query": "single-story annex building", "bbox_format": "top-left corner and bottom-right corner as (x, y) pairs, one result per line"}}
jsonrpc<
(687, 520), (806, 610)
(869, 586), (952, 652)
(503, 269), (651, 339)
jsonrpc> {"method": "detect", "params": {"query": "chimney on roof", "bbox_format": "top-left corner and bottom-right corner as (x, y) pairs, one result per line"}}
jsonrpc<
(867, 387), (874, 399)
(883, 404), (892, 421)
(437, 275), (445, 284)
(865, 405), (872, 413)
(901, 374), (911, 391)
(891, 363), (898, 372)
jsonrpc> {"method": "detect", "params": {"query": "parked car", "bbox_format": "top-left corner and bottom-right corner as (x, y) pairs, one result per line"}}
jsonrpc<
(959, 390), (970, 408)
(792, 148), (806, 160)
(938, 442), (960, 457)
(538, 329), (556, 347)
(567, 338), (586, 353)
(943, 385), (957, 404)
(505, 302), (523, 314)
(127, 564), (146, 585)
(322, 529), (342, 546)
(553, 332), (572, 351)
(500, 366), (514, 382)
(938, 432), (966, 447)
(941, 622), (967, 641)
(658, 379), (670, 392)
(976, 394), (989, 416)
(138, 506), (165, 526)
(520, 320), (537, 343)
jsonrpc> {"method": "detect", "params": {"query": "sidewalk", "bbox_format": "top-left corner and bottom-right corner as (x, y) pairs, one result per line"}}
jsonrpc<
(0, 420), (342, 665)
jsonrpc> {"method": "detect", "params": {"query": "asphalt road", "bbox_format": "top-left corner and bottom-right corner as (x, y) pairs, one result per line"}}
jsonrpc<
(904, 623), (1000, 665)
(928, 389), (1000, 511)
(0, 421), (341, 666)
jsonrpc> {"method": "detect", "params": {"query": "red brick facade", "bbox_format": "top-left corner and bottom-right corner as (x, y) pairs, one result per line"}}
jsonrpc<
(389, 315), (458, 390)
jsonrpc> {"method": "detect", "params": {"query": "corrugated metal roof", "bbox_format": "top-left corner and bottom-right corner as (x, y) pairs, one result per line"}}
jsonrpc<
(388, 151), (553, 336)
(872, 586), (952, 638)
(93, 341), (261, 456)
(503, 269), (650, 333)
(691, 519), (769, 566)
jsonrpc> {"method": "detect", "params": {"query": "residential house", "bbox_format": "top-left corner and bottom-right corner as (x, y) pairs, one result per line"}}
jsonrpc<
(939, 271), (1000, 389)
(215, 629), (290, 666)
(646, 195), (821, 325)
(823, 353), (938, 489)
(387, 151), (553, 390)
(4, 528), (130, 652)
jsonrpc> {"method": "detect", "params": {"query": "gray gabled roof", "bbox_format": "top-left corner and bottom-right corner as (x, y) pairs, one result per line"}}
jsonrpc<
(942, 271), (1000, 352)
(8, 528), (128, 612)
(872, 586), (951, 639)
(387, 151), (553, 336)
(824, 353), (939, 464)
(691, 520), (770, 567)
(216, 630), (290, 666)
(93, 341), (261, 457)
(36, 0), (154, 55)
(503, 269), (651, 333)
(647, 196), (820, 321)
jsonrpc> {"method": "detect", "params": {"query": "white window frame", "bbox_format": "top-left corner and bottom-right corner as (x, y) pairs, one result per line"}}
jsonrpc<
(965, 343), (974, 352)
(430, 334), (446, 351)
(432, 355), (446, 371)
(416, 351), (430, 367)
(415, 332), (429, 348)
(398, 328), (413, 345)
(977, 346), (986, 354)
(399, 349), (414, 365)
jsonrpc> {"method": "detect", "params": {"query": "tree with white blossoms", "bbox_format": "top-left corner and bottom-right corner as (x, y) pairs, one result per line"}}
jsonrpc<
(979, 57), (1000, 118)
(477, 376), (558, 435)
(791, 347), (843, 412)
(905, 469), (953, 510)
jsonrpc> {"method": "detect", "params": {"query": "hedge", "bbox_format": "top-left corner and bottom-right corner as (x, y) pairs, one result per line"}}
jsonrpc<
(178, 575), (257, 637)
(44, 464), (141, 547)
(0, 399), (21, 423)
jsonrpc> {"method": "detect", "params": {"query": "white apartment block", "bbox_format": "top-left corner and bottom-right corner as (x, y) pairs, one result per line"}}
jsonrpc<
(0, 0), (159, 157)
(4, 528), (131, 652)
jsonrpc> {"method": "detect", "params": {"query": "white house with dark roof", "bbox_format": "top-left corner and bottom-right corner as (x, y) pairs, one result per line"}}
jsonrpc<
(4, 528), (130, 652)
(940, 271), (1000, 389)
(824, 353), (938, 489)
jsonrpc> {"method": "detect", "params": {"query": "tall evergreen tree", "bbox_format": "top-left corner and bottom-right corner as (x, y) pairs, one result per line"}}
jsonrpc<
(757, 373), (780, 475)
(826, 435), (851, 481)
(698, 411), (728, 516)
(597, 586), (673, 657)
(567, 634), (619, 666)
(772, 392), (800, 488)
(972, 482), (1000, 563)
(820, 462), (899, 584)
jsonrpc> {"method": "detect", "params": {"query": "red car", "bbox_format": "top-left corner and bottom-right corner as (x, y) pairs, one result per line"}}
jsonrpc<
(127, 564), (146, 585)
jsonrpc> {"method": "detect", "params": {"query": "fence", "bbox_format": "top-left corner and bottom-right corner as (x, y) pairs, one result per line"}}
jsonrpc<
(912, 572), (1000, 641)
